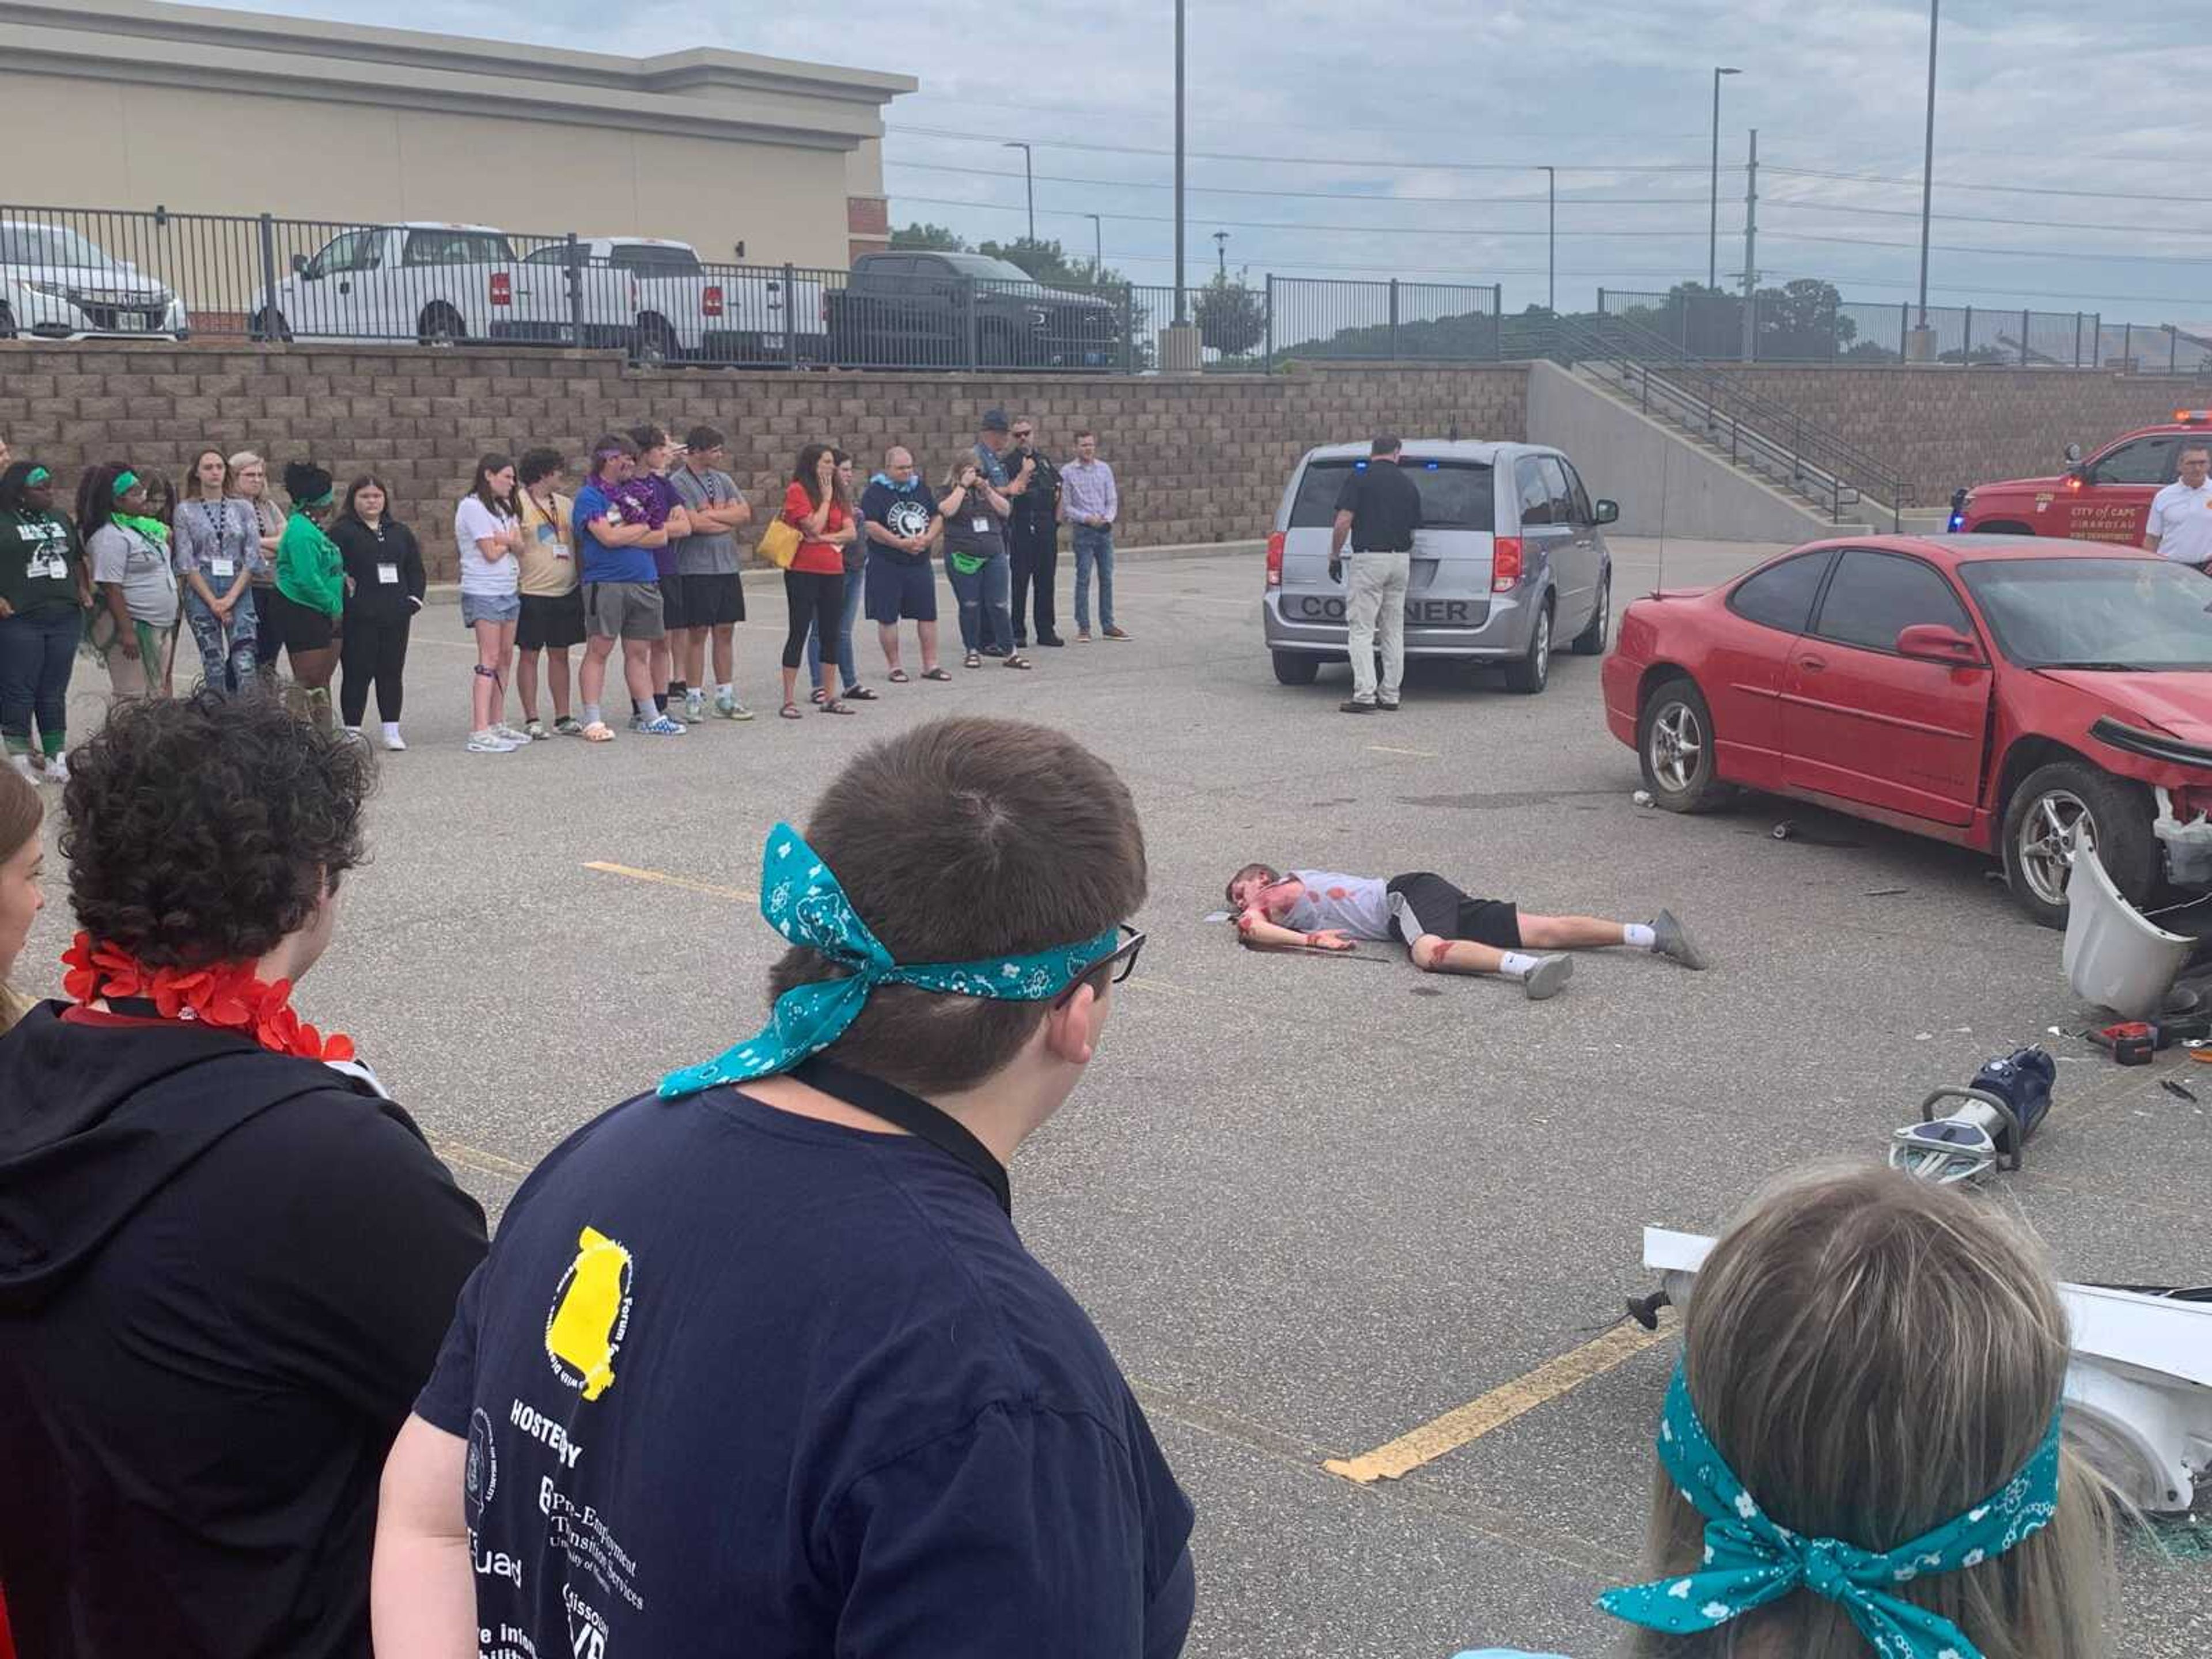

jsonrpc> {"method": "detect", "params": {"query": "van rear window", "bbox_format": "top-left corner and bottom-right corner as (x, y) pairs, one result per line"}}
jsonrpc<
(1287, 459), (1494, 530)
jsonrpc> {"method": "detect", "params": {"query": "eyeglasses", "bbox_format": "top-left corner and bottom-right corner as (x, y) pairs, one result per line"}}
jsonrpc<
(1056, 923), (1144, 1002)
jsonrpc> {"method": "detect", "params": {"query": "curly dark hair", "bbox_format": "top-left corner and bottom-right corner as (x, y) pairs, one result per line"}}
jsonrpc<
(60, 689), (375, 968)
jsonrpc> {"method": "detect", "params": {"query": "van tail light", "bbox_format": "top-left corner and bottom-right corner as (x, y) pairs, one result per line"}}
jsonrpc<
(1491, 536), (1524, 592)
(489, 272), (512, 307)
(1265, 531), (1285, 588)
(703, 285), (724, 319)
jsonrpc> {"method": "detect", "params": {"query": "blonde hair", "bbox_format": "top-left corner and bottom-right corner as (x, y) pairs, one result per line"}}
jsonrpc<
(226, 449), (285, 533)
(1631, 1164), (2113, 1659)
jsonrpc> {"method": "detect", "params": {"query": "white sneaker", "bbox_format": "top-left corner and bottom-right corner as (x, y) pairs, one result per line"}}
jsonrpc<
(684, 691), (705, 724)
(42, 752), (69, 785)
(382, 726), (407, 752)
(467, 728), (518, 753)
(493, 723), (533, 747)
(714, 692), (753, 722)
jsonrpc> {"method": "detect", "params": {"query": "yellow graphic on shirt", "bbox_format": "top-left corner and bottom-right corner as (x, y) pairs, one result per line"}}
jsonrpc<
(544, 1226), (632, 1402)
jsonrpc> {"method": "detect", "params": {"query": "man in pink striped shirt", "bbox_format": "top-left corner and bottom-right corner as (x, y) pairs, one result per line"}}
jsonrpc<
(1058, 431), (1126, 641)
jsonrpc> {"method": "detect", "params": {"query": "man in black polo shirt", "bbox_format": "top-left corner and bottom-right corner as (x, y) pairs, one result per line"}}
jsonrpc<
(1329, 434), (1422, 713)
(373, 717), (1195, 1659)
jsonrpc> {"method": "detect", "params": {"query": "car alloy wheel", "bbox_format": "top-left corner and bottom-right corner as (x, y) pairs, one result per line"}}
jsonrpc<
(1649, 701), (1703, 795)
(2016, 788), (2092, 910)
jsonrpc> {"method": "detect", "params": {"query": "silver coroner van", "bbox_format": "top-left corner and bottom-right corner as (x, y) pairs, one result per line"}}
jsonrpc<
(1260, 441), (1617, 694)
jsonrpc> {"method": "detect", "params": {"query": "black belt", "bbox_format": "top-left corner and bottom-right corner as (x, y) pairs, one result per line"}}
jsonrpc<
(789, 1055), (1012, 1217)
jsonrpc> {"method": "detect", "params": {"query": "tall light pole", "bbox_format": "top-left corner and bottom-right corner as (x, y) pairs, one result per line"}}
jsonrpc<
(1709, 66), (1740, 291)
(1916, 1), (1938, 327)
(1538, 165), (1555, 313)
(1173, 0), (1186, 325)
(1002, 141), (1034, 243)
(1084, 212), (1103, 279)
(1213, 230), (1229, 278)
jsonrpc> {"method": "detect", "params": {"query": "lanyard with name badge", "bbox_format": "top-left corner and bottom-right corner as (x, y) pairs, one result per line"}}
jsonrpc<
(198, 502), (243, 580)
(787, 1054), (1011, 1217)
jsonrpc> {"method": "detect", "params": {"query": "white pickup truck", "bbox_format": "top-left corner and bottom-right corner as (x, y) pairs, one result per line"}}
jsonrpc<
(251, 222), (517, 344)
(486, 237), (827, 365)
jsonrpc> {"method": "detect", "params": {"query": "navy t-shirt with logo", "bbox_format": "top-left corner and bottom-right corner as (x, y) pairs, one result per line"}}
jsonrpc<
(414, 1083), (1196, 1659)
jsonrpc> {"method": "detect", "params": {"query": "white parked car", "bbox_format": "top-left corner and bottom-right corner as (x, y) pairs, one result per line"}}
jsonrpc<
(488, 236), (827, 365)
(250, 222), (517, 345)
(0, 221), (190, 341)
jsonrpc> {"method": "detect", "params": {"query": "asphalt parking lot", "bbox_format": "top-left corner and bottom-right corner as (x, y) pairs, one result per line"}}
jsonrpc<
(21, 537), (2209, 1656)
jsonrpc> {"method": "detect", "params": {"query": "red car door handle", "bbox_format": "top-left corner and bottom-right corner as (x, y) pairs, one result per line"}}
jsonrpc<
(1797, 654), (1826, 672)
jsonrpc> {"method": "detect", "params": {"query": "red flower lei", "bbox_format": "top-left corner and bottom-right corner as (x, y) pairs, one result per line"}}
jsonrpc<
(60, 932), (356, 1063)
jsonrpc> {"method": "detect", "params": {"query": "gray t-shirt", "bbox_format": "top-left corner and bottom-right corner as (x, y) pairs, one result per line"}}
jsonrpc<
(89, 521), (180, 627)
(1283, 871), (1394, 940)
(667, 466), (744, 575)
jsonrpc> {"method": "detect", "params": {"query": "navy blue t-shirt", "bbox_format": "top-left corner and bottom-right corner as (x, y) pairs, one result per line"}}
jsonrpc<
(414, 1083), (1196, 1658)
(860, 477), (940, 569)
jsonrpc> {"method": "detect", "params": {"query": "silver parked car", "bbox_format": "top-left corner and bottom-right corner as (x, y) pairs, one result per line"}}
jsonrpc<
(1260, 440), (1617, 694)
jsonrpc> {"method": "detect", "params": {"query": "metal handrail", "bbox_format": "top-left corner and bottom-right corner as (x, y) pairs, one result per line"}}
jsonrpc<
(1551, 313), (1906, 529)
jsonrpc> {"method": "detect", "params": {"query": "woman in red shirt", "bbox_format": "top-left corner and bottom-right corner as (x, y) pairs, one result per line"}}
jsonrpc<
(778, 444), (857, 719)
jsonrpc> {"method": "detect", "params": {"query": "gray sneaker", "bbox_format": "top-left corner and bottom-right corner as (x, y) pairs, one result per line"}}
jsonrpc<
(1652, 909), (1707, 971)
(1521, 953), (1574, 1001)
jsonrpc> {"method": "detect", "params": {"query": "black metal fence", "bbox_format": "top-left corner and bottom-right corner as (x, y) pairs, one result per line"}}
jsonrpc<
(1599, 287), (2212, 374)
(1263, 275), (1503, 365)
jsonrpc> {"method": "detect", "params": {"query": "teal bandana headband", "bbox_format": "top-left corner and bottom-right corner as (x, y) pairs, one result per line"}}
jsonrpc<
(111, 469), (139, 498)
(659, 823), (1122, 1097)
(1600, 1365), (2062, 1659)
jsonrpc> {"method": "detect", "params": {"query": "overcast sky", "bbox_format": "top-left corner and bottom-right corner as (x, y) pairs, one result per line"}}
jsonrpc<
(264, 0), (2210, 324)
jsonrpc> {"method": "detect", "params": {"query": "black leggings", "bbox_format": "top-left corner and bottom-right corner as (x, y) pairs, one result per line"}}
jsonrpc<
(782, 570), (845, 673)
(339, 611), (411, 725)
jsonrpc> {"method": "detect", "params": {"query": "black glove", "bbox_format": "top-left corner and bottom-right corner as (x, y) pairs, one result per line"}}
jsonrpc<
(1328, 558), (1343, 584)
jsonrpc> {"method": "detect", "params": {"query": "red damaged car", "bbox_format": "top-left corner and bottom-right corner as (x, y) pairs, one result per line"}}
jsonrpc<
(1603, 534), (2212, 926)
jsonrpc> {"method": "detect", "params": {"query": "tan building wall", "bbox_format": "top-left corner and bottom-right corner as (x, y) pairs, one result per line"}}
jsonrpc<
(0, 0), (911, 276)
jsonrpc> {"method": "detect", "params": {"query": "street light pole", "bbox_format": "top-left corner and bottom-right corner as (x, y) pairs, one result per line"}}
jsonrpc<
(1709, 66), (1740, 291)
(1002, 141), (1034, 243)
(1916, 0), (1938, 326)
(1085, 212), (1103, 278)
(1213, 230), (1228, 278)
(1173, 0), (1186, 325)
(1539, 165), (1555, 312)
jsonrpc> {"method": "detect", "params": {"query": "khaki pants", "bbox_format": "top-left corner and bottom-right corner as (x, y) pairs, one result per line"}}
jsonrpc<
(104, 618), (178, 699)
(1345, 551), (1409, 705)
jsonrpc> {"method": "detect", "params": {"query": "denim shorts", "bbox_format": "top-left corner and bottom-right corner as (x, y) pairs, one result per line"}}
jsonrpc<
(461, 590), (522, 628)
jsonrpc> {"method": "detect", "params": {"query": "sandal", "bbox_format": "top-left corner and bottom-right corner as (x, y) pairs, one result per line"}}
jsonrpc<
(820, 700), (857, 715)
(844, 684), (879, 700)
(920, 667), (952, 681)
(1003, 655), (1033, 670)
(810, 688), (827, 706)
(964, 652), (982, 669)
(888, 668), (911, 684)
(581, 721), (615, 743)
(779, 703), (804, 720)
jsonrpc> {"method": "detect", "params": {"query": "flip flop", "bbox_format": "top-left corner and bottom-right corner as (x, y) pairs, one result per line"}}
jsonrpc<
(821, 700), (858, 715)
(964, 652), (982, 669)
(920, 667), (952, 681)
(779, 703), (804, 720)
(844, 685), (880, 700)
(1003, 656), (1033, 669)
(888, 668), (911, 684)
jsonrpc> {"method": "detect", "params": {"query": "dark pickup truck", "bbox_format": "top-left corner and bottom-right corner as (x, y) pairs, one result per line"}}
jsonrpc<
(826, 251), (1123, 369)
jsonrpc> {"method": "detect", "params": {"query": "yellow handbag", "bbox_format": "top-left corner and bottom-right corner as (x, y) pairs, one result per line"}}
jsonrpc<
(757, 516), (802, 570)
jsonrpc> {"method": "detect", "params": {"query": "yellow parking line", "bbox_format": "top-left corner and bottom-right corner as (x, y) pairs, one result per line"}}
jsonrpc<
(584, 861), (756, 903)
(1323, 1318), (1670, 1485)
(1368, 744), (1438, 759)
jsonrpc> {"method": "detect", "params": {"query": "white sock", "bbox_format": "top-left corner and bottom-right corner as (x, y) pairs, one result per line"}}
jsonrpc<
(1624, 922), (1657, 950)
(381, 722), (401, 740)
(716, 682), (733, 698)
(1498, 951), (1541, 978)
(343, 725), (361, 736)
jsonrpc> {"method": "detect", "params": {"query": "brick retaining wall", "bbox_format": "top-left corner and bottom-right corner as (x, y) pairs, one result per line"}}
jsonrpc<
(1, 342), (1526, 581)
(1704, 365), (2207, 509)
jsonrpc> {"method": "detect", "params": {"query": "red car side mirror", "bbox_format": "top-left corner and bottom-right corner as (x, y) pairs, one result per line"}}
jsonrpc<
(1896, 623), (1985, 666)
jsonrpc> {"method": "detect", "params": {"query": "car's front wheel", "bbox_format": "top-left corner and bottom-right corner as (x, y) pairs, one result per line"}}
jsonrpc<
(1271, 650), (1320, 687)
(2001, 760), (2158, 930)
(1638, 675), (1729, 812)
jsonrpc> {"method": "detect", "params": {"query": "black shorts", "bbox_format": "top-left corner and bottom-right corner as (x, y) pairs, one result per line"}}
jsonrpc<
(1385, 873), (1521, 950)
(517, 589), (586, 652)
(260, 587), (335, 656)
(669, 570), (745, 628)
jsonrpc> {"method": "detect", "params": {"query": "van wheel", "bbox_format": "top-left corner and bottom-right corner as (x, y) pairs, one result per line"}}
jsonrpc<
(2000, 761), (2156, 930)
(1272, 652), (1320, 687)
(1502, 597), (1552, 694)
(1638, 676), (1729, 813)
(418, 305), (465, 347)
(1570, 572), (1610, 656)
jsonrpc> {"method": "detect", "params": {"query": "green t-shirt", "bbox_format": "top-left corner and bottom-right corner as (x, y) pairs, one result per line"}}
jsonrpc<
(276, 513), (345, 618)
(0, 507), (84, 616)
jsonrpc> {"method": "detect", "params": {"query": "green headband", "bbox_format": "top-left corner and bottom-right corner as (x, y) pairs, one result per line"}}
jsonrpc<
(111, 470), (139, 498)
(25, 466), (50, 486)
